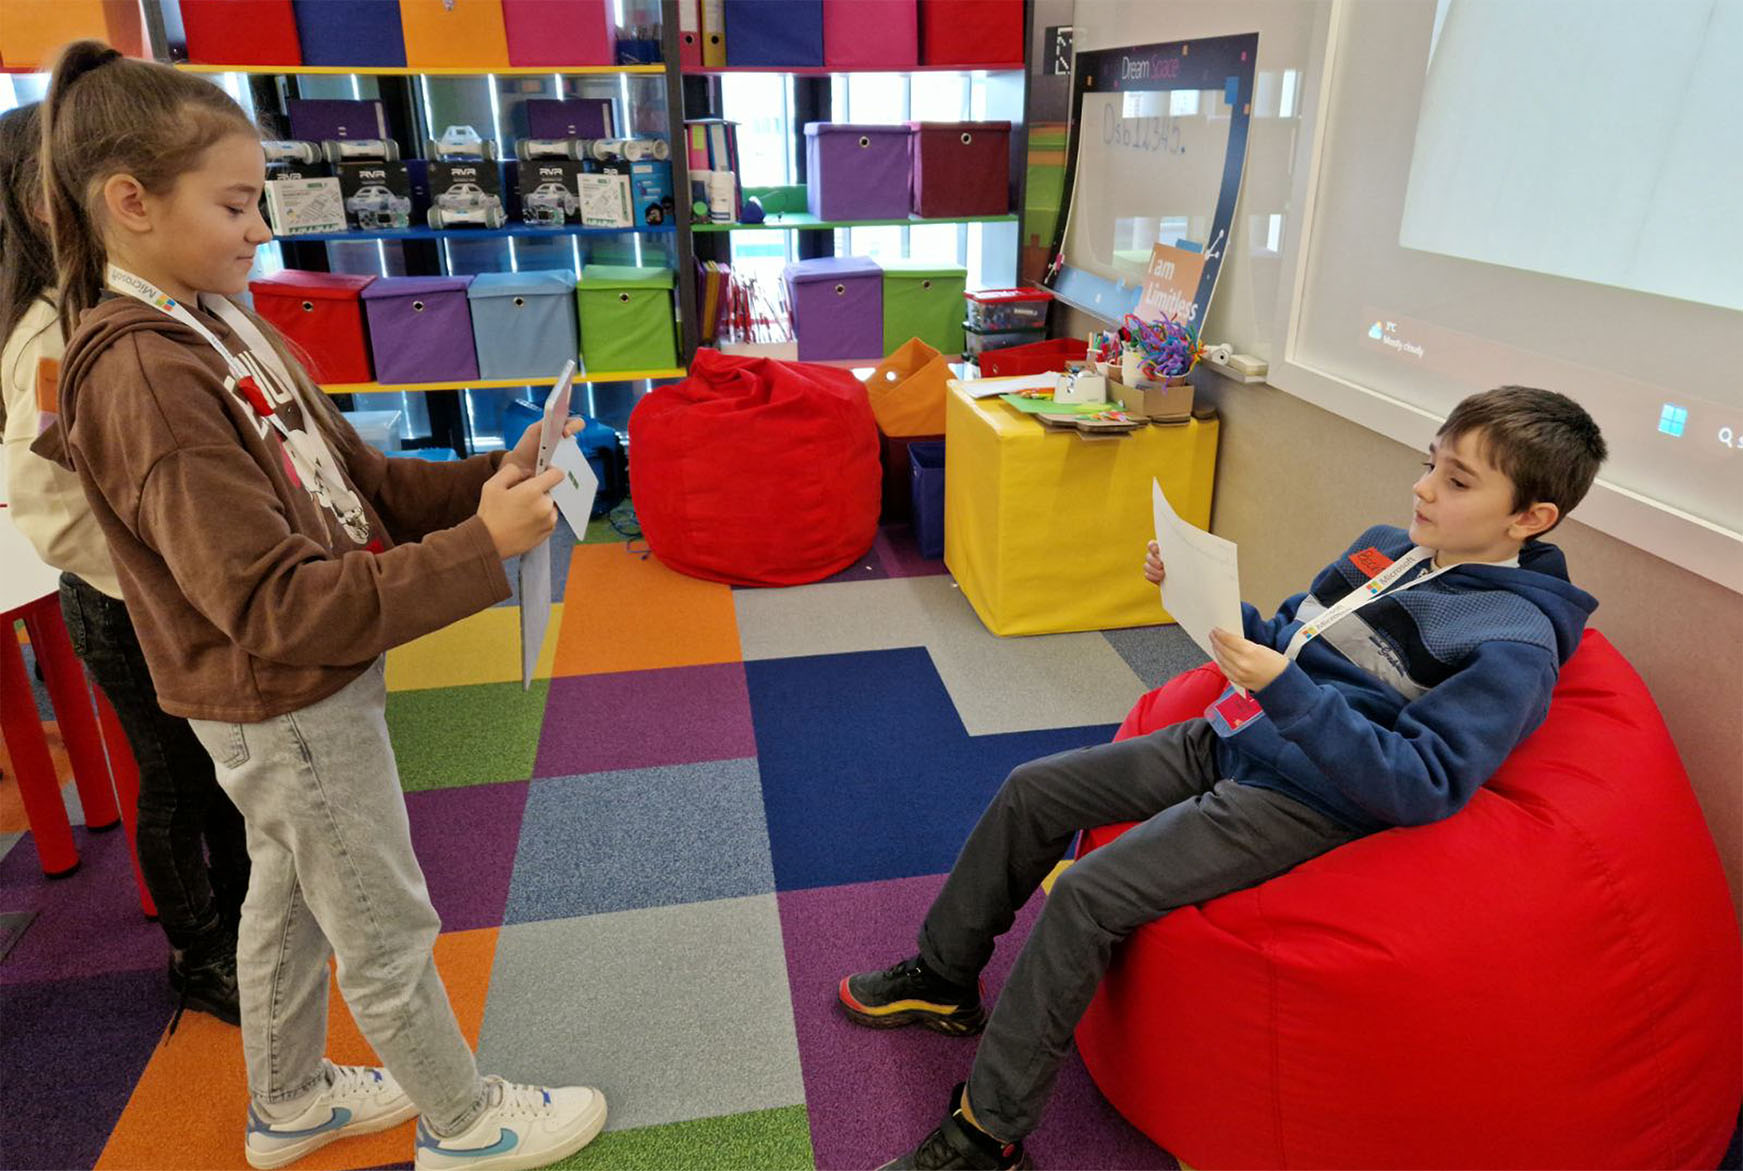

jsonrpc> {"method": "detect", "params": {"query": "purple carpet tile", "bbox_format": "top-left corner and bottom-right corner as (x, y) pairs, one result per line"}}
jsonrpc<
(0, 966), (174, 1170)
(778, 873), (1171, 1171)
(874, 524), (949, 578)
(534, 661), (757, 778)
(406, 781), (530, 932)
(0, 827), (166, 986)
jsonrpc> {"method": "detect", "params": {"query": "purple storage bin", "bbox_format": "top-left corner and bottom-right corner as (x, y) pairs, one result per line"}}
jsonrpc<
(360, 275), (478, 385)
(784, 257), (883, 362)
(524, 98), (614, 140)
(805, 123), (912, 222)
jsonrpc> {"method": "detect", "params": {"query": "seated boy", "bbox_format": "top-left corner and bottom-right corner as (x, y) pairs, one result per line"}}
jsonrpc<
(838, 386), (1608, 1170)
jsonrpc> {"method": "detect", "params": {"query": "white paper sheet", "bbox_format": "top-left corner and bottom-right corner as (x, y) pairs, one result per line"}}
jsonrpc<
(1151, 479), (1242, 664)
(951, 373), (1059, 399)
(518, 363), (577, 689)
(548, 436), (599, 536)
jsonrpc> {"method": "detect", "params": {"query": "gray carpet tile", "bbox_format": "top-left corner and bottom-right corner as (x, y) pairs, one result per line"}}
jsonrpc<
(476, 894), (804, 1133)
(1101, 623), (1211, 690)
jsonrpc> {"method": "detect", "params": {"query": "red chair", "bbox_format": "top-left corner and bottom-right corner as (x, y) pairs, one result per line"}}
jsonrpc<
(1075, 632), (1742, 1168)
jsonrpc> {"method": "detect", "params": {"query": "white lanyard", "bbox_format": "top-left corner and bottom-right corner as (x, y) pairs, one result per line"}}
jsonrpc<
(1283, 546), (1448, 661)
(104, 265), (371, 545)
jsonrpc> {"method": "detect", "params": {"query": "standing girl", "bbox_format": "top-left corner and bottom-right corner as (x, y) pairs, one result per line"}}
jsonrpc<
(37, 42), (605, 1171)
(2, 100), (249, 1028)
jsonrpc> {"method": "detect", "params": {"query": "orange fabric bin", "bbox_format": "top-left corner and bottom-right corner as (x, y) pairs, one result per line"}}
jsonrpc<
(0, 0), (144, 70)
(398, 0), (510, 68)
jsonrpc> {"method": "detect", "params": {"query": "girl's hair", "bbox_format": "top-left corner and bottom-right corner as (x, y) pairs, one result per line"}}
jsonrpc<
(0, 103), (56, 356)
(40, 41), (349, 438)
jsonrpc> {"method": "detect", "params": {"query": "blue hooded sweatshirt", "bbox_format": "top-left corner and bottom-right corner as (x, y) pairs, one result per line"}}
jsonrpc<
(1217, 525), (1597, 832)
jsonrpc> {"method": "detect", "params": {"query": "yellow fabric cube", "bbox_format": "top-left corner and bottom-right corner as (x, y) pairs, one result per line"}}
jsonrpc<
(944, 381), (1219, 637)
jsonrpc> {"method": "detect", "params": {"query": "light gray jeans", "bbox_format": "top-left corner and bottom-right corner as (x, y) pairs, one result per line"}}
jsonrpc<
(190, 659), (485, 1132)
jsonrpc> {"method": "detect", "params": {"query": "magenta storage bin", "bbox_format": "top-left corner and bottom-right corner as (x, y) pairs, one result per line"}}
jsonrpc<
(502, 0), (612, 66)
(909, 120), (1012, 218)
(360, 275), (478, 385)
(805, 124), (912, 222)
(823, 0), (916, 68)
(784, 257), (883, 362)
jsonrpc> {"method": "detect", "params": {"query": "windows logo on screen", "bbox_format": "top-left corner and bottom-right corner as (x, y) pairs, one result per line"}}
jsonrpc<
(1658, 403), (1689, 438)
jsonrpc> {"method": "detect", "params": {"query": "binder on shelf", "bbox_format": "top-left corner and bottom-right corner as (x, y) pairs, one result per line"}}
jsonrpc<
(679, 0), (703, 66)
(684, 119), (741, 220)
(701, 0), (726, 66)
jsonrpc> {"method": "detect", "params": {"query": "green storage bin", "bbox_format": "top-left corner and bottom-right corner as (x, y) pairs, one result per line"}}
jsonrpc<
(577, 265), (678, 373)
(881, 260), (967, 357)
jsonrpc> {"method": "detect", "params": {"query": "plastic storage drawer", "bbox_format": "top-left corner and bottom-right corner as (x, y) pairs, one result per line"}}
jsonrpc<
(882, 261), (966, 356)
(182, 0), (302, 65)
(249, 270), (377, 385)
(966, 287), (1052, 331)
(963, 323), (1046, 362)
(784, 256), (883, 362)
(577, 266), (678, 374)
(805, 123), (913, 222)
(918, 0), (1022, 66)
(502, 0), (611, 66)
(467, 270), (578, 381)
(823, 0), (916, 69)
(292, 0), (406, 66)
(909, 120), (1012, 218)
(724, 0), (823, 67)
(398, 0), (510, 69)
(976, 336), (1087, 377)
(360, 275), (478, 384)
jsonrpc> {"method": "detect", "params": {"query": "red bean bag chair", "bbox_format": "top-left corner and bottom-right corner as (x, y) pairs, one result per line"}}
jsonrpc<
(1075, 631), (1742, 1168)
(628, 348), (881, 586)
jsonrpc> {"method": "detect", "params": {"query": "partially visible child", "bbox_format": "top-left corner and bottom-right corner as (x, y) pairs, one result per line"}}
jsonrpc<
(1, 100), (249, 1027)
(36, 42), (602, 1171)
(838, 386), (1607, 1170)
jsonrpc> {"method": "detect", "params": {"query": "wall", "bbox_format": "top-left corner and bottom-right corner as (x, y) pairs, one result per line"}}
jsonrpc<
(1064, 0), (1743, 923)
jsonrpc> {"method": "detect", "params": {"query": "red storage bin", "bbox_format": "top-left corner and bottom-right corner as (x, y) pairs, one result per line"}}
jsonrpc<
(250, 271), (378, 385)
(180, 0), (303, 65)
(909, 120), (1012, 218)
(823, 0), (917, 69)
(975, 336), (1085, 378)
(918, 0), (1022, 66)
(502, 0), (612, 66)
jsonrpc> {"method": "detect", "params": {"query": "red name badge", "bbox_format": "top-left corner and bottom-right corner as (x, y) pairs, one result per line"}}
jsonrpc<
(1350, 546), (1394, 579)
(1208, 687), (1266, 733)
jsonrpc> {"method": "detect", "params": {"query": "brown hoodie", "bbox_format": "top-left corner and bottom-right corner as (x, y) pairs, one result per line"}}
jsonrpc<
(38, 296), (510, 723)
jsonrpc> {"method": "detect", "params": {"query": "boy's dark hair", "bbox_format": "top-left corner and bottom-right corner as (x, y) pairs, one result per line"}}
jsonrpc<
(1438, 386), (1607, 529)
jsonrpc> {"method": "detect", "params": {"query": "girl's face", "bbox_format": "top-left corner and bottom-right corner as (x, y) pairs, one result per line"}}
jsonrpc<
(135, 131), (272, 299)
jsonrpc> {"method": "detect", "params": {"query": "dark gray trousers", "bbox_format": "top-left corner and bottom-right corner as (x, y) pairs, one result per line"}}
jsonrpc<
(917, 719), (1363, 1140)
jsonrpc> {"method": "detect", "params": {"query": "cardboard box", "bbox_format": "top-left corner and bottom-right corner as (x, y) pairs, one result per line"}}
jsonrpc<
(1112, 367), (1194, 423)
(336, 161), (414, 230)
(264, 178), (346, 236)
(600, 159), (674, 227)
(427, 161), (508, 230)
(515, 159), (585, 226)
(578, 170), (633, 228)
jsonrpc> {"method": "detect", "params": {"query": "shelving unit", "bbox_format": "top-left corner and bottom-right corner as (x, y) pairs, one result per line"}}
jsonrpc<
(321, 370), (688, 396)
(176, 63), (663, 77)
(693, 214), (1016, 233)
(280, 223), (677, 244)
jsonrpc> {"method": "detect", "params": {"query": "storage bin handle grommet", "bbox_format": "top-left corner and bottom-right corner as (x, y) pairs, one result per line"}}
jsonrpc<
(412, 300), (426, 312)
(513, 296), (526, 308)
(618, 292), (631, 303)
(835, 283), (847, 295)
(961, 132), (973, 145)
(858, 135), (871, 148)
(301, 300), (315, 312)
(921, 280), (933, 290)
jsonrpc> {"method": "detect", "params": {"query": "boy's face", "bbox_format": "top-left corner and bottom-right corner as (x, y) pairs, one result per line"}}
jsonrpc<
(1409, 429), (1548, 564)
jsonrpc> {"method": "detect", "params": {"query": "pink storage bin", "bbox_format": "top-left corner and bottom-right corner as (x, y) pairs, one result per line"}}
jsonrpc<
(823, 0), (917, 69)
(502, 0), (612, 65)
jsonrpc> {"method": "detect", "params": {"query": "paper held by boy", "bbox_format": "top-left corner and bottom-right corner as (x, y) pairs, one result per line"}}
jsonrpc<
(519, 364), (598, 689)
(1151, 478), (1242, 670)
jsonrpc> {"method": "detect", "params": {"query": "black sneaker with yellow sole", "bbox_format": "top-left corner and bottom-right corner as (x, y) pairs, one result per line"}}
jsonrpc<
(878, 1083), (1033, 1170)
(838, 954), (987, 1035)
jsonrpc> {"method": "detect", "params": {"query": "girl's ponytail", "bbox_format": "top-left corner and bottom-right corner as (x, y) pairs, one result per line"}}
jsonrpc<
(39, 39), (257, 338)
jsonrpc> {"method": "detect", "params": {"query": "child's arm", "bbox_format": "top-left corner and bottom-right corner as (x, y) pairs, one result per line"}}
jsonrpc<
(1248, 640), (1558, 826)
(339, 432), (504, 544)
(1145, 541), (1307, 650)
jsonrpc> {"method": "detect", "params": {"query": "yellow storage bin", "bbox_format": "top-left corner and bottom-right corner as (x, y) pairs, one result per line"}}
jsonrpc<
(0, 0), (144, 70)
(943, 379), (1219, 637)
(398, 0), (509, 68)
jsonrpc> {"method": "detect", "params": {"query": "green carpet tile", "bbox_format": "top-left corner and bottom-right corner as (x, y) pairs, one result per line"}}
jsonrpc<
(387, 680), (551, 791)
(584, 500), (641, 545)
(555, 1105), (815, 1170)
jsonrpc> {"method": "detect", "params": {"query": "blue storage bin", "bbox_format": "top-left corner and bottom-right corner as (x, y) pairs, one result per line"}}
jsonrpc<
(909, 440), (945, 559)
(500, 400), (624, 517)
(724, 0), (823, 66)
(292, 0), (407, 67)
(466, 270), (578, 381)
(388, 448), (460, 461)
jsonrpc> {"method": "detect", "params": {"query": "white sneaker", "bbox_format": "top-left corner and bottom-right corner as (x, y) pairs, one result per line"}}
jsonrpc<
(245, 1061), (418, 1169)
(414, 1075), (607, 1171)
